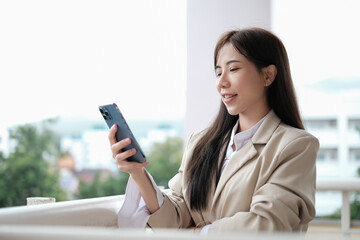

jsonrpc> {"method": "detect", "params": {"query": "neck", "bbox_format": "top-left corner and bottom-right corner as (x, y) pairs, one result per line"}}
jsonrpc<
(237, 107), (270, 133)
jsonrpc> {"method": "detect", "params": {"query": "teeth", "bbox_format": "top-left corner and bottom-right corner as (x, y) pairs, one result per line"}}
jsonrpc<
(224, 94), (235, 99)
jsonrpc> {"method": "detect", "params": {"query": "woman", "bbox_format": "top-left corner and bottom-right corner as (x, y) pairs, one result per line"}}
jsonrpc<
(109, 27), (319, 233)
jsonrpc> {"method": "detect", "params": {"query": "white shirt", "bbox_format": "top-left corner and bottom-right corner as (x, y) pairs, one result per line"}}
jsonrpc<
(117, 170), (164, 228)
(222, 117), (265, 173)
(118, 116), (266, 232)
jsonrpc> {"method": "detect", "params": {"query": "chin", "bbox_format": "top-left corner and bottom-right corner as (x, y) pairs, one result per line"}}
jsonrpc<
(226, 108), (240, 116)
(225, 105), (248, 116)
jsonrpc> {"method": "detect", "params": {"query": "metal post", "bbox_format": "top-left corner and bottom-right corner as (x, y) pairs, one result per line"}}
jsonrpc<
(341, 190), (350, 232)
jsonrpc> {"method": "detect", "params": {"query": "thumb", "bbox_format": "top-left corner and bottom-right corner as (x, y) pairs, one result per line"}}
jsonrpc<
(142, 161), (150, 168)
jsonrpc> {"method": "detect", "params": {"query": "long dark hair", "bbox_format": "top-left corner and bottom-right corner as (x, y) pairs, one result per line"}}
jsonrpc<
(186, 27), (304, 211)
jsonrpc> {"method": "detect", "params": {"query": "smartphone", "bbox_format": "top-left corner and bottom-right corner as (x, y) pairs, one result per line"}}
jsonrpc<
(99, 103), (146, 163)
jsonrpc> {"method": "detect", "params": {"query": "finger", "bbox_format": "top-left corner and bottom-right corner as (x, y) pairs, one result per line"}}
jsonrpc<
(108, 124), (118, 146)
(114, 148), (137, 164)
(141, 161), (150, 168)
(111, 138), (132, 158)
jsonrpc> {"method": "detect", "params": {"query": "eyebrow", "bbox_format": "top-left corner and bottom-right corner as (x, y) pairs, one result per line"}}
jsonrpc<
(215, 60), (242, 70)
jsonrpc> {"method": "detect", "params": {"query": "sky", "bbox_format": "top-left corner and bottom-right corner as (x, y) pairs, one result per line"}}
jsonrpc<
(0, 0), (187, 128)
(272, 0), (360, 116)
(273, 0), (360, 85)
(1, 0), (360, 147)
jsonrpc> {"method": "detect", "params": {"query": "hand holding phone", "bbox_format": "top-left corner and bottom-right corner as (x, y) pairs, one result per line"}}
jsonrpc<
(99, 103), (146, 163)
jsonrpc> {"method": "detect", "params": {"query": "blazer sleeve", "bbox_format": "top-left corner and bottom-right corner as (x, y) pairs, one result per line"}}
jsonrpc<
(209, 135), (319, 232)
(147, 134), (195, 229)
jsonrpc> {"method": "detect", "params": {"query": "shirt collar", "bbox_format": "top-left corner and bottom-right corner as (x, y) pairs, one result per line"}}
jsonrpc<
(228, 115), (266, 152)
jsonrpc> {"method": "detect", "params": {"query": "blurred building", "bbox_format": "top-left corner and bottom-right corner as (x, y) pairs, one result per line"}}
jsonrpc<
(304, 115), (360, 178)
(59, 120), (183, 172)
(299, 78), (360, 179)
(298, 78), (360, 216)
(55, 119), (183, 197)
(303, 113), (360, 216)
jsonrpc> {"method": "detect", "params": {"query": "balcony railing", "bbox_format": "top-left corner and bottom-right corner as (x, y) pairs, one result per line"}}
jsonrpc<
(0, 179), (360, 239)
(311, 178), (360, 235)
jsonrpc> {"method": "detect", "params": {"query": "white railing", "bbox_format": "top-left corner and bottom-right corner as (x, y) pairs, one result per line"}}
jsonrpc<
(0, 194), (124, 227)
(0, 179), (360, 239)
(0, 225), (316, 240)
(314, 178), (360, 233)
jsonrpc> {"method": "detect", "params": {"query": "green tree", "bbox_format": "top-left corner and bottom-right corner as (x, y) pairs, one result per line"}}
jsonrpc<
(324, 197), (360, 220)
(0, 120), (66, 207)
(146, 137), (183, 188)
(76, 137), (183, 199)
(323, 171), (360, 221)
(76, 171), (128, 199)
(77, 138), (183, 199)
(352, 168), (360, 220)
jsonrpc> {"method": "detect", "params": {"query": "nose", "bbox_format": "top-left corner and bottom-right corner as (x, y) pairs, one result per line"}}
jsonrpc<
(217, 72), (230, 89)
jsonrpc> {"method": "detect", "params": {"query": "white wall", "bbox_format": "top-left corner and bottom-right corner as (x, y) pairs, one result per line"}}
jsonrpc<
(185, 0), (271, 137)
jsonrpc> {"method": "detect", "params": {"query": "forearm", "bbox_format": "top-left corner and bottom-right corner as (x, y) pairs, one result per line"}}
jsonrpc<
(131, 168), (160, 213)
(109, 125), (160, 214)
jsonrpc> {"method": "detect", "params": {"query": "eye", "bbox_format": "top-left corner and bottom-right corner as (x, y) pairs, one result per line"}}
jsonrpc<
(230, 67), (240, 72)
(215, 72), (222, 78)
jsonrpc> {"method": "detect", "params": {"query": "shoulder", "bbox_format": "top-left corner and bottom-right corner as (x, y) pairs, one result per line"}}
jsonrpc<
(267, 123), (319, 167)
(253, 110), (319, 149)
(274, 122), (319, 148)
(278, 122), (318, 139)
(179, 129), (207, 167)
(185, 128), (208, 147)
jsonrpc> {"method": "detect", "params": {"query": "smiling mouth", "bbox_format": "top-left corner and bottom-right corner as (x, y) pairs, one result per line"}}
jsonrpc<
(223, 94), (237, 99)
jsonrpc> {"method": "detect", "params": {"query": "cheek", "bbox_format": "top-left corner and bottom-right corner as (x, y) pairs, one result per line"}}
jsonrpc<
(246, 73), (265, 91)
(216, 79), (223, 92)
(234, 77), (258, 92)
(237, 76), (266, 99)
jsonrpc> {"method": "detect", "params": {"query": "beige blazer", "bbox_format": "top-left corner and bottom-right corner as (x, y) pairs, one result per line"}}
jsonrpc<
(148, 110), (319, 232)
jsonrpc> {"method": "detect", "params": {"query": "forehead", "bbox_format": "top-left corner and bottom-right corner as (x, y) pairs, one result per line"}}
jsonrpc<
(216, 43), (247, 65)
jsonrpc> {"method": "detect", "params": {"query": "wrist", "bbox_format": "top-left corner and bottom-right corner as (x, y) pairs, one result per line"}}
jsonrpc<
(129, 167), (147, 182)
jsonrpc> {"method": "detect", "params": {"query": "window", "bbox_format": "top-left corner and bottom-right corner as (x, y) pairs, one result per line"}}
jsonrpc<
(349, 148), (360, 162)
(304, 119), (337, 131)
(348, 119), (360, 133)
(317, 148), (338, 162)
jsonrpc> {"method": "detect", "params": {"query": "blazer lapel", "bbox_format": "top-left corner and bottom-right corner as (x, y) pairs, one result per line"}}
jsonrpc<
(212, 142), (258, 203)
(212, 110), (281, 204)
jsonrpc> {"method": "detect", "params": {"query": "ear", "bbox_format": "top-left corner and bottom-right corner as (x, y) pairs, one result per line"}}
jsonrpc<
(263, 65), (277, 87)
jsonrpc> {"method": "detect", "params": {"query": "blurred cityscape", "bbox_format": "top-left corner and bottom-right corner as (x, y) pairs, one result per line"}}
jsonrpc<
(1, 117), (184, 201)
(299, 76), (360, 217)
(58, 118), (184, 198)
(2, 79), (360, 216)
(1, 79), (359, 217)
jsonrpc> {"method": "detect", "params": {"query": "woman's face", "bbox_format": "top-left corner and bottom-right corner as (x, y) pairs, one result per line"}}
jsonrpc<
(215, 43), (269, 117)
